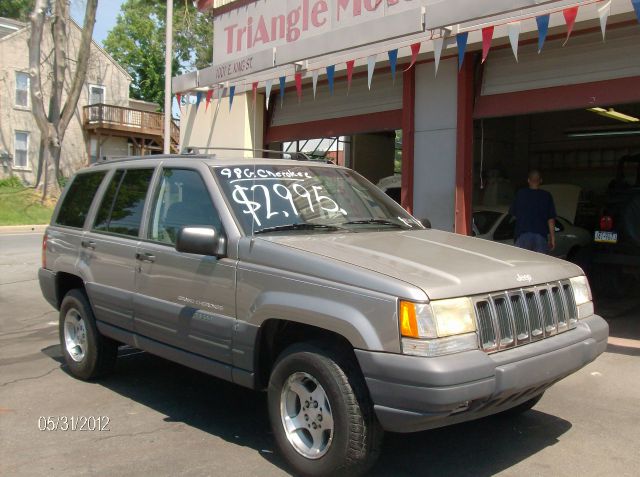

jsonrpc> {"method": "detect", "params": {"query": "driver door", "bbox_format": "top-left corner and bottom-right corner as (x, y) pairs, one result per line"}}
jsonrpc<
(134, 167), (236, 364)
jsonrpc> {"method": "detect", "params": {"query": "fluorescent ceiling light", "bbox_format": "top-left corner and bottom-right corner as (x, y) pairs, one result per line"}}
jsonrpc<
(587, 107), (639, 123)
(567, 130), (640, 138)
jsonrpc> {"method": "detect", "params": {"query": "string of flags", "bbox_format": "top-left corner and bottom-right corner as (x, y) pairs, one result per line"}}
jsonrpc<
(177, 0), (639, 112)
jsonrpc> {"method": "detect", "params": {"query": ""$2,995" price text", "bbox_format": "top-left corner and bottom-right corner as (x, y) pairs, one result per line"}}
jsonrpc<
(38, 416), (110, 431)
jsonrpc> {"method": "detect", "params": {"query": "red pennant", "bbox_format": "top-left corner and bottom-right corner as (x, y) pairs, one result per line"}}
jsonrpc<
(346, 60), (355, 92)
(294, 73), (302, 102)
(481, 26), (494, 63)
(205, 89), (214, 111)
(404, 42), (421, 71)
(176, 93), (182, 107)
(252, 82), (258, 104)
(563, 7), (579, 45)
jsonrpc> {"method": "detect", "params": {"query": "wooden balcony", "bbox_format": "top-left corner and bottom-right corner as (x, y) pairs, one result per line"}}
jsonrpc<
(83, 103), (179, 153)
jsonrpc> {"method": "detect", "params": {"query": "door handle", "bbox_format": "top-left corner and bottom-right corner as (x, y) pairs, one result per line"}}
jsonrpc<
(135, 252), (156, 263)
(81, 240), (96, 250)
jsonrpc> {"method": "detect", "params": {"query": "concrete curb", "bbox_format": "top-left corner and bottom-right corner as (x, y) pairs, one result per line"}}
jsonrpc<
(0, 224), (48, 234)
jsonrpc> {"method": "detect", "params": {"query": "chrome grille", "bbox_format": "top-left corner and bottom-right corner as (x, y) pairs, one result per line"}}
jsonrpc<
(473, 280), (578, 353)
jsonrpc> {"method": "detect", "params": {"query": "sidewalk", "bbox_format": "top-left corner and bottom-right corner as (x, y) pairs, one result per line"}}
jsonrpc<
(0, 224), (47, 235)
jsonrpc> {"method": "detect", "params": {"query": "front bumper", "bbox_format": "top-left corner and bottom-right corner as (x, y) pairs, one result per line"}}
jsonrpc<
(356, 314), (608, 433)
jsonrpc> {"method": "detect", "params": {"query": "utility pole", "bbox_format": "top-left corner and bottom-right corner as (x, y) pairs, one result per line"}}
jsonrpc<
(163, 0), (173, 154)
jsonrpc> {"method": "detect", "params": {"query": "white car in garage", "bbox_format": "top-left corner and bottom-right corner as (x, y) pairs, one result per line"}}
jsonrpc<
(473, 206), (591, 260)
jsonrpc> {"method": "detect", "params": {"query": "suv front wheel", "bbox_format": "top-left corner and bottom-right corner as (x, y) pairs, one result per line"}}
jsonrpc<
(267, 343), (383, 477)
(59, 289), (118, 380)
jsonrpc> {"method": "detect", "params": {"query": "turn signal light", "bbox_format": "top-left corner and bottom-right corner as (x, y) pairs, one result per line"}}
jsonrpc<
(600, 215), (614, 231)
(399, 301), (418, 338)
(42, 233), (48, 269)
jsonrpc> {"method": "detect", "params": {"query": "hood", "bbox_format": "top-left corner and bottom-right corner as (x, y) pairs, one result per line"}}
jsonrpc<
(259, 229), (583, 300)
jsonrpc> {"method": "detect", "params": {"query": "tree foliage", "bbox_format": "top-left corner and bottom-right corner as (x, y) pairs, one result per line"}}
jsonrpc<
(0, 0), (35, 21)
(103, 0), (213, 110)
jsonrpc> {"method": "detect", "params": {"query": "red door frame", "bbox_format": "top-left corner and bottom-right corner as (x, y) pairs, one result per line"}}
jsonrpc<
(455, 54), (475, 236)
(401, 67), (416, 214)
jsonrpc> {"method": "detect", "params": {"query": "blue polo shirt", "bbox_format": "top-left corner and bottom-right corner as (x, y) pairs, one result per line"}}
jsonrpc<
(509, 188), (557, 239)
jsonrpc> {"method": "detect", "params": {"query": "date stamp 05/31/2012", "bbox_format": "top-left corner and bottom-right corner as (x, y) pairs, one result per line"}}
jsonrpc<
(38, 416), (110, 432)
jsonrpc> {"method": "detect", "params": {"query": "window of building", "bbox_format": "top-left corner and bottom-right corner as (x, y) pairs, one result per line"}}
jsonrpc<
(13, 131), (29, 169)
(15, 72), (30, 108)
(90, 138), (99, 163)
(55, 171), (107, 228)
(148, 168), (221, 245)
(89, 84), (106, 105)
(93, 168), (154, 237)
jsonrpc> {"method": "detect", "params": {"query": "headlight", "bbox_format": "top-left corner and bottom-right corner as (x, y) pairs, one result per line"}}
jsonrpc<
(570, 275), (592, 306)
(399, 298), (478, 357)
(569, 275), (593, 319)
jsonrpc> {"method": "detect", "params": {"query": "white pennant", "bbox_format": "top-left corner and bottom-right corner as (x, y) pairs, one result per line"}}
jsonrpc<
(367, 54), (376, 90)
(598, 0), (611, 41)
(508, 21), (521, 62)
(312, 70), (319, 99)
(265, 79), (273, 109)
(433, 37), (444, 76)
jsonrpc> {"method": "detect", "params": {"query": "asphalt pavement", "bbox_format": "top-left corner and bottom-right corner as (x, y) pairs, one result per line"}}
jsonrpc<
(1, 232), (639, 476)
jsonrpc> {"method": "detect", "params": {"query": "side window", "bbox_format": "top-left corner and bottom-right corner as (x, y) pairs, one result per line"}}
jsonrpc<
(494, 214), (516, 241)
(93, 168), (154, 237)
(148, 168), (221, 245)
(55, 171), (107, 228)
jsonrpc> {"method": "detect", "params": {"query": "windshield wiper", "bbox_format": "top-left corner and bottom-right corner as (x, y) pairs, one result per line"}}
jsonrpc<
(341, 219), (403, 227)
(254, 223), (342, 234)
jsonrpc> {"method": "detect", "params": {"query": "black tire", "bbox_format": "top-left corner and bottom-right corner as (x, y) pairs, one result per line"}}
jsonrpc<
(267, 342), (383, 477)
(501, 392), (544, 417)
(59, 289), (118, 380)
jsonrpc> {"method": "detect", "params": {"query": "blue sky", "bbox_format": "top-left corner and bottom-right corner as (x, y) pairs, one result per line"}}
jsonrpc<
(72, 0), (125, 45)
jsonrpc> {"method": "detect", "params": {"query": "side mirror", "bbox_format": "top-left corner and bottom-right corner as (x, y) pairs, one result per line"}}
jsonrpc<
(176, 227), (224, 257)
(419, 218), (432, 229)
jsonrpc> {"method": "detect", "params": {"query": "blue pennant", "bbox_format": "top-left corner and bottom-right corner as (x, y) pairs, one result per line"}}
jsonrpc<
(195, 91), (203, 109)
(633, 0), (640, 23)
(229, 85), (235, 111)
(536, 14), (550, 53)
(457, 32), (468, 70)
(326, 65), (335, 95)
(279, 76), (286, 106)
(388, 49), (398, 83)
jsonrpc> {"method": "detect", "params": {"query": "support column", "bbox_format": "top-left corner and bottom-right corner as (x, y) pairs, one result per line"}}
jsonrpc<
(455, 53), (475, 235)
(401, 67), (415, 214)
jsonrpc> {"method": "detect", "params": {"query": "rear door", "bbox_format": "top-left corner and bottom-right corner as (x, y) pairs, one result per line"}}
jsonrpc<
(134, 167), (236, 364)
(82, 167), (155, 331)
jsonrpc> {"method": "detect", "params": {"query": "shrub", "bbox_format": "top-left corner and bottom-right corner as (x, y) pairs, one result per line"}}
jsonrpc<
(0, 176), (24, 188)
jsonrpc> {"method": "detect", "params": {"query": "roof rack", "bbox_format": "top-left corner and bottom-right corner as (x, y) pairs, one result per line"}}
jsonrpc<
(182, 146), (334, 164)
(90, 153), (212, 166)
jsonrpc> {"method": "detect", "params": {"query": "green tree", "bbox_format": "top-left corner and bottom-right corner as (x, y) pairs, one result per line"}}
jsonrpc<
(0, 0), (35, 21)
(103, 0), (213, 110)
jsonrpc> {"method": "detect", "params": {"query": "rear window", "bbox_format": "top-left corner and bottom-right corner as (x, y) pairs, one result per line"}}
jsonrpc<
(473, 211), (503, 235)
(93, 168), (154, 237)
(55, 171), (107, 228)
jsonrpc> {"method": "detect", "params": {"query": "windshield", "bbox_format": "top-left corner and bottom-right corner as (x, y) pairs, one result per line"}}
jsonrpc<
(213, 164), (422, 235)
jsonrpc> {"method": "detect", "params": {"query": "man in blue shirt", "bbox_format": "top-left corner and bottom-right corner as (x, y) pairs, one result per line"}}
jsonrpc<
(509, 170), (557, 254)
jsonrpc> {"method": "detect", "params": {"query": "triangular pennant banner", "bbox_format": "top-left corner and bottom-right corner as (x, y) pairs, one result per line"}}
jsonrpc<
(252, 82), (258, 105)
(346, 60), (355, 93)
(457, 32), (468, 70)
(388, 49), (398, 83)
(265, 79), (273, 109)
(633, 0), (640, 23)
(312, 70), (319, 99)
(367, 55), (376, 90)
(563, 7), (579, 45)
(536, 14), (550, 53)
(481, 26), (494, 63)
(598, 1), (611, 40)
(508, 22), (521, 62)
(228, 85), (235, 111)
(217, 86), (224, 102)
(326, 65), (335, 95)
(176, 93), (182, 107)
(205, 89), (213, 111)
(294, 73), (302, 102)
(404, 42), (421, 71)
(433, 37), (444, 76)
(279, 76), (286, 107)
(196, 91), (203, 109)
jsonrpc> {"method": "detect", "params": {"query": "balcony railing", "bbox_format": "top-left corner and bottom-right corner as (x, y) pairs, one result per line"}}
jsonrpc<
(83, 103), (179, 145)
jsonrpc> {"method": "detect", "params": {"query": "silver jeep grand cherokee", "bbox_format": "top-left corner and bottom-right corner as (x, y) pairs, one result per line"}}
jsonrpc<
(39, 155), (608, 476)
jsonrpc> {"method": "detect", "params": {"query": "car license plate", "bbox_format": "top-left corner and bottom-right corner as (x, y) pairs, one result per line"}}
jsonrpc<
(594, 231), (618, 243)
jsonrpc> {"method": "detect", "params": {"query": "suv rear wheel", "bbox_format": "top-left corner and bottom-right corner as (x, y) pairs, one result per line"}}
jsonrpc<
(267, 343), (383, 477)
(59, 289), (118, 380)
